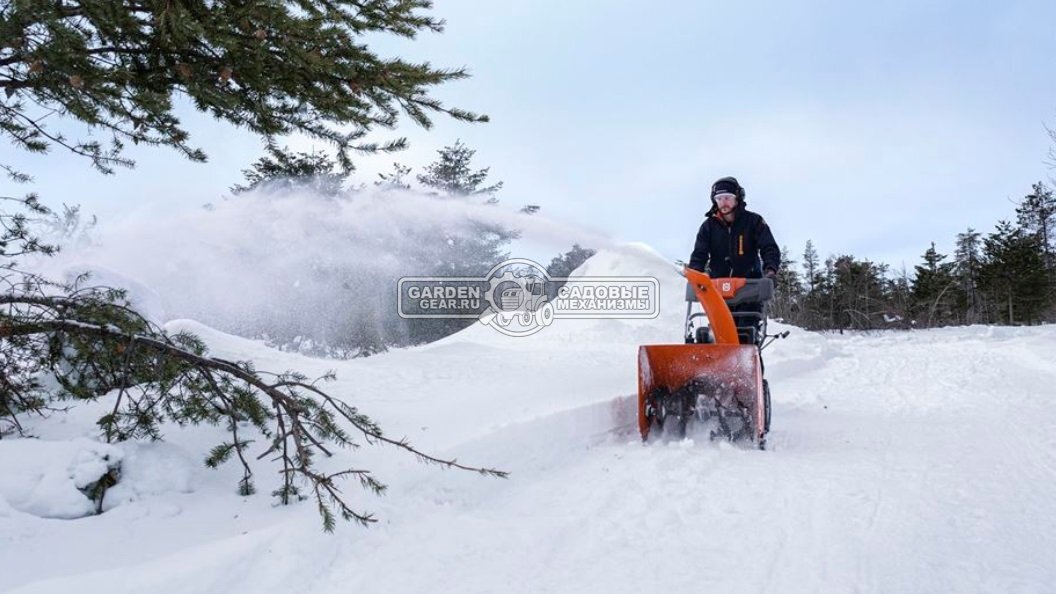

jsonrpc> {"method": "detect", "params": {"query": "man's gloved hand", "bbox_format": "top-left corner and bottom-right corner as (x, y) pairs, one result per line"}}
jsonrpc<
(764, 268), (777, 279)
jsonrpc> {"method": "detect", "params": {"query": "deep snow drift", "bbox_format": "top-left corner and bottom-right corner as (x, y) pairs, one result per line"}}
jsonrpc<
(2, 244), (1055, 594)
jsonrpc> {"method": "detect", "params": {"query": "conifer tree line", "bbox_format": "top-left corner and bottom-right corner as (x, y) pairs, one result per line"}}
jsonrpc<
(769, 182), (1056, 330)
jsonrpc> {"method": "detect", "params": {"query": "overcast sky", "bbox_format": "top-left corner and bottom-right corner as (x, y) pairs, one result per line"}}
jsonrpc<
(8, 0), (1056, 272)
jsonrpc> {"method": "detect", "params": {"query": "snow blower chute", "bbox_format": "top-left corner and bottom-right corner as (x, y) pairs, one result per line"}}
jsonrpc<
(638, 267), (781, 448)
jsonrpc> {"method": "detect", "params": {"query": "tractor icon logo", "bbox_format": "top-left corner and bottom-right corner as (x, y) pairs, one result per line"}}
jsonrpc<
(480, 259), (556, 336)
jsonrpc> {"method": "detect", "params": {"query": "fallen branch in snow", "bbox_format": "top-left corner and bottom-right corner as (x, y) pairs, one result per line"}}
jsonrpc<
(1, 275), (506, 531)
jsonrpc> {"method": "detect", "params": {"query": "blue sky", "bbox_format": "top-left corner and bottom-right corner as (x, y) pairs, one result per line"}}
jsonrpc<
(7, 0), (1056, 273)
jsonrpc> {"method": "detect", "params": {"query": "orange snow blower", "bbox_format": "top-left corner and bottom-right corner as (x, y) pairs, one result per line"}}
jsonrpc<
(638, 267), (783, 448)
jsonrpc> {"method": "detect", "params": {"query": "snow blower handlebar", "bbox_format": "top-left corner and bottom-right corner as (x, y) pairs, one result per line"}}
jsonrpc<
(682, 274), (775, 306)
(682, 267), (740, 346)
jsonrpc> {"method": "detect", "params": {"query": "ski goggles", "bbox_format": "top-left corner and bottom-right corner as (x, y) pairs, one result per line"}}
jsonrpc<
(713, 192), (738, 202)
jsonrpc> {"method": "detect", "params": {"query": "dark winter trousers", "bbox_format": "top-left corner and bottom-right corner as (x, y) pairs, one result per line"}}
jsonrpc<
(731, 303), (764, 344)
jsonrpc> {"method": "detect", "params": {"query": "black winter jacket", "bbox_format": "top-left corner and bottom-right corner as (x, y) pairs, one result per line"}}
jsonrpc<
(688, 207), (781, 278)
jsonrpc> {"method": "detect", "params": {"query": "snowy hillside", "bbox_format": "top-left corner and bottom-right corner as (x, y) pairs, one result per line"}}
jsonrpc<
(2, 244), (1055, 594)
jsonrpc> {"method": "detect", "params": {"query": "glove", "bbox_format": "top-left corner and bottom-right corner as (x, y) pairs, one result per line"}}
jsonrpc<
(764, 268), (777, 279)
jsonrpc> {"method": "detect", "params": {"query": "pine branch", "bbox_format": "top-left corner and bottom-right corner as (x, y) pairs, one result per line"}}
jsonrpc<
(0, 1), (488, 171)
(0, 290), (505, 529)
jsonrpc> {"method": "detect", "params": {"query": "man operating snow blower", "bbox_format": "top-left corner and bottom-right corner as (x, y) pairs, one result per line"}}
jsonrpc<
(636, 176), (785, 447)
(689, 176), (781, 340)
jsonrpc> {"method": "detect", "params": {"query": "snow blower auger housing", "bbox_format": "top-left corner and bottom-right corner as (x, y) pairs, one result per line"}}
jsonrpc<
(638, 267), (780, 448)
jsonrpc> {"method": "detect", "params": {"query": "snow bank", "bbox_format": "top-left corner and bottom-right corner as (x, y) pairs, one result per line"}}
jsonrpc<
(0, 438), (196, 520)
(0, 438), (121, 519)
(60, 264), (169, 325)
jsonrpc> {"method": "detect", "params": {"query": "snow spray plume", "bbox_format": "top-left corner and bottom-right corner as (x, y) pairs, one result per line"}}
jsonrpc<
(34, 185), (615, 354)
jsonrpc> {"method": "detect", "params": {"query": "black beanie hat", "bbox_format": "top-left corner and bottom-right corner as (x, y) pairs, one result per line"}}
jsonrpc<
(710, 176), (744, 200)
(707, 176), (746, 216)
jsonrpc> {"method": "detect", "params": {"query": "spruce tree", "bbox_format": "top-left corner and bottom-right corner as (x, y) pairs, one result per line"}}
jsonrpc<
(953, 228), (984, 324)
(802, 240), (820, 294)
(415, 140), (514, 275)
(375, 162), (414, 191)
(771, 246), (803, 323)
(417, 140), (504, 199)
(1016, 182), (1056, 268)
(1016, 182), (1056, 319)
(391, 142), (516, 343)
(231, 148), (349, 197)
(979, 221), (1049, 324)
(910, 242), (959, 327)
(828, 255), (888, 330)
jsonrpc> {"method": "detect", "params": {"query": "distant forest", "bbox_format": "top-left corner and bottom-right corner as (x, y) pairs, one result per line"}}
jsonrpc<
(769, 182), (1055, 330)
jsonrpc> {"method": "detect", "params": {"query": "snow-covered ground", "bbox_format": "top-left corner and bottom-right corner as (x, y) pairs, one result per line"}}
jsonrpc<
(2, 245), (1055, 594)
